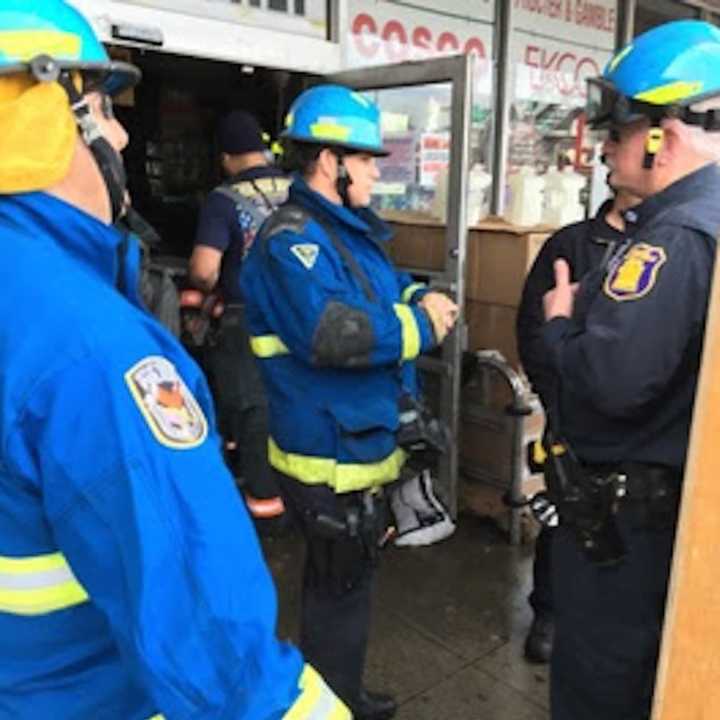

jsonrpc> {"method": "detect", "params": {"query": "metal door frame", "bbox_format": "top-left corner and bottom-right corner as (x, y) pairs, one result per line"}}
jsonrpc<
(326, 55), (473, 516)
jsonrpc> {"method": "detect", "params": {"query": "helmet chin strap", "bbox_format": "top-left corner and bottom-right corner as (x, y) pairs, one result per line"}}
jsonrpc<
(333, 150), (352, 206)
(57, 71), (127, 222)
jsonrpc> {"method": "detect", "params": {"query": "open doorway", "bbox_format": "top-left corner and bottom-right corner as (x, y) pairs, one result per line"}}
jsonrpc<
(112, 46), (312, 258)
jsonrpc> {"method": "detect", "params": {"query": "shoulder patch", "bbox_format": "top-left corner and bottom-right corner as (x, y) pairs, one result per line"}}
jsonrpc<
(290, 243), (320, 270)
(125, 356), (208, 449)
(603, 242), (667, 302)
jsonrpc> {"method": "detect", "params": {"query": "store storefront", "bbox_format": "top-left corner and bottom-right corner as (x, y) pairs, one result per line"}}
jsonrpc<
(70, 0), (715, 513)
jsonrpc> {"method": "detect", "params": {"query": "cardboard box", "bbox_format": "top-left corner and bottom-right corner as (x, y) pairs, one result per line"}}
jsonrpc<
(466, 227), (549, 306)
(386, 214), (446, 271)
(464, 300), (519, 367)
(385, 213), (551, 307)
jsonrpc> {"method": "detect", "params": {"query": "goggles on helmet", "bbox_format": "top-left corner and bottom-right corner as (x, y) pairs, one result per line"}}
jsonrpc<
(586, 76), (720, 131)
(585, 78), (653, 129)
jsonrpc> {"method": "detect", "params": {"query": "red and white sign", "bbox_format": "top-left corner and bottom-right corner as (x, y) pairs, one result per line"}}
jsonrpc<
(513, 0), (617, 50)
(511, 34), (612, 105)
(419, 132), (450, 187)
(345, 0), (494, 76)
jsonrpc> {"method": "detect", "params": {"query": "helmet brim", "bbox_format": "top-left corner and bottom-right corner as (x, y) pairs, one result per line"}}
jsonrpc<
(0, 59), (141, 96)
(281, 132), (389, 157)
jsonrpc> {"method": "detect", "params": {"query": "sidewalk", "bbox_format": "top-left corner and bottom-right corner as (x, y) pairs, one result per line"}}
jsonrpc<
(263, 514), (550, 720)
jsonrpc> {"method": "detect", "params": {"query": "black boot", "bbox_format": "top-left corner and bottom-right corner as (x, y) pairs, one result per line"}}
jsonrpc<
(523, 614), (554, 664)
(350, 689), (397, 720)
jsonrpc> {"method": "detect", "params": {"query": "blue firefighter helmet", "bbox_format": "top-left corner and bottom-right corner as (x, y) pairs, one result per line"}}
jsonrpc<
(0, 0), (139, 95)
(586, 20), (720, 129)
(282, 84), (388, 156)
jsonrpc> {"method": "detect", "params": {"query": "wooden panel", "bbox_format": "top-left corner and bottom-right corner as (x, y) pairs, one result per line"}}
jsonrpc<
(652, 247), (720, 719)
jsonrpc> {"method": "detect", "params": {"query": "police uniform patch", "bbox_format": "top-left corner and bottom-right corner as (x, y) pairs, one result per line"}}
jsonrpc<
(125, 356), (207, 449)
(604, 243), (667, 302)
(290, 243), (320, 270)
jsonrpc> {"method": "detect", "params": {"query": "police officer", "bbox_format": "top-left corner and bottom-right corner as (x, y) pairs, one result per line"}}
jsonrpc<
(541, 20), (720, 720)
(241, 84), (458, 719)
(190, 110), (290, 530)
(517, 186), (640, 663)
(0, 3), (348, 718)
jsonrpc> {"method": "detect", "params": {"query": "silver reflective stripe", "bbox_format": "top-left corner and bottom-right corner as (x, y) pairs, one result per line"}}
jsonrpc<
(304, 686), (336, 720)
(0, 552), (89, 615)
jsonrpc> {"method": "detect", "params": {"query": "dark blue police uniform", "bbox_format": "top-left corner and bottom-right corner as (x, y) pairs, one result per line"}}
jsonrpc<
(541, 163), (720, 719)
(517, 199), (625, 625)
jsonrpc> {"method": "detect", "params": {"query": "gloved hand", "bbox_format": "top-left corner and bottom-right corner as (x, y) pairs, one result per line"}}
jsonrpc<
(419, 292), (458, 343)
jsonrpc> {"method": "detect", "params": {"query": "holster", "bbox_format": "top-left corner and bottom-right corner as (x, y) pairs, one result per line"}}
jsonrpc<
(303, 490), (389, 595)
(542, 432), (627, 566)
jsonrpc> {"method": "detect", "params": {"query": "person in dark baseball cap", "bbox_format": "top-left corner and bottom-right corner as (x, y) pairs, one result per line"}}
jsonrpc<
(189, 108), (290, 534)
(216, 109), (268, 156)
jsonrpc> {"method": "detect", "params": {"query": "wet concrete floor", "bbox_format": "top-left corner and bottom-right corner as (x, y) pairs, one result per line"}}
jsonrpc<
(262, 514), (550, 720)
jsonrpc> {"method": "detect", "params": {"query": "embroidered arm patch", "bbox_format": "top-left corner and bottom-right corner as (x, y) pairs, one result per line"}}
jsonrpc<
(290, 243), (320, 270)
(125, 356), (208, 449)
(603, 243), (667, 302)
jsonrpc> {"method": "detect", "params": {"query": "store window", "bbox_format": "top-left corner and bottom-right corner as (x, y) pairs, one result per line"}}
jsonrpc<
(366, 68), (492, 226)
(502, 0), (618, 228)
(634, 0), (698, 36)
(344, 1), (495, 225)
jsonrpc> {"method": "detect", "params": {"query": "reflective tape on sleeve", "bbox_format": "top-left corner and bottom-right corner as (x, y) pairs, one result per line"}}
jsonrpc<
(0, 552), (89, 615)
(393, 303), (421, 361)
(401, 282), (426, 303)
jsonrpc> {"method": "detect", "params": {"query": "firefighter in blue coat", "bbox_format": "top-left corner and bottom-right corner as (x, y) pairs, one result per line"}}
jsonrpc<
(241, 85), (458, 719)
(542, 20), (720, 720)
(0, 2), (348, 718)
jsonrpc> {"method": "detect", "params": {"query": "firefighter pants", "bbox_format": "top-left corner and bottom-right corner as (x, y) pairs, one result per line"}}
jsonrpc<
(207, 307), (279, 502)
(275, 472), (389, 708)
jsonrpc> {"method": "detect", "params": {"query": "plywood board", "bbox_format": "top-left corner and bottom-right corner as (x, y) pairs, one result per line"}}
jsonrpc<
(652, 246), (720, 719)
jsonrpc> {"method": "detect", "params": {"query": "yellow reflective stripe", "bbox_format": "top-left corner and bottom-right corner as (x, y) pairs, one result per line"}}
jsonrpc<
(146, 715), (164, 719)
(0, 552), (89, 616)
(635, 80), (704, 105)
(284, 665), (351, 720)
(0, 552), (70, 574)
(393, 303), (421, 361)
(401, 282), (426, 304)
(310, 122), (351, 142)
(0, 30), (81, 61)
(269, 437), (405, 493)
(250, 334), (290, 358)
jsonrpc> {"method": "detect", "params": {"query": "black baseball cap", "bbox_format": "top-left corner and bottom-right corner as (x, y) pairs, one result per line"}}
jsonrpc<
(217, 110), (267, 155)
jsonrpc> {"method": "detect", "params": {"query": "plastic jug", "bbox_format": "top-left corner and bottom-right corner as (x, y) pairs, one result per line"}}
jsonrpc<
(543, 166), (586, 226)
(431, 165), (448, 221)
(467, 163), (492, 225)
(506, 166), (545, 227)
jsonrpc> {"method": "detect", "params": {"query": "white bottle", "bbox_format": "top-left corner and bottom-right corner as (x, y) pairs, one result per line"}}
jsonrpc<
(467, 163), (492, 225)
(506, 166), (545, 227)
(543, 166), (586, 226)
(431, 165), (448, 222)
